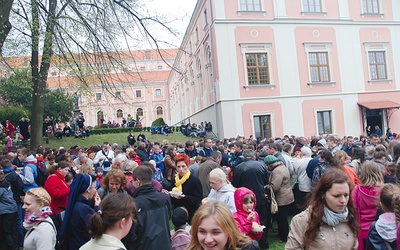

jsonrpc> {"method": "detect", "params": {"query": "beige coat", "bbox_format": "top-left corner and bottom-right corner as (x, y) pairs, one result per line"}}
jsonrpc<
(269, 163), (294, 206)
(285, 209), (358, 250)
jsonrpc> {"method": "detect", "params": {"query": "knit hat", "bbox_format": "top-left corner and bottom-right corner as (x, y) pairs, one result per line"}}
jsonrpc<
(264, 155), (278, 165)
(172, 207), (188, 227)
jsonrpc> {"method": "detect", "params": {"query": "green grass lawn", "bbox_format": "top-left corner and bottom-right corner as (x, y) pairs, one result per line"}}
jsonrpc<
(44, 130), (191, 149)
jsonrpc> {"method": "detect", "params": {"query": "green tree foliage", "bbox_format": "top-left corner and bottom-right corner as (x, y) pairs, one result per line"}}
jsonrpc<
(0, 69), (73, 121)
(0, 68), (31, 108)
(0, 106), (29, 125)
(152, 118), (165, 127)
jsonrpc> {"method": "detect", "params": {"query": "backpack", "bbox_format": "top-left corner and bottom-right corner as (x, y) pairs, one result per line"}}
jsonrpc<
(35, 160), (48, 187)
(153, 168), (163, 183)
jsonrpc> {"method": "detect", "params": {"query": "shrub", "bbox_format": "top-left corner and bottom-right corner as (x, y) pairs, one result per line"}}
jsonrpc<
(0, 106), (30, 125)
(151, 118), (165, 127)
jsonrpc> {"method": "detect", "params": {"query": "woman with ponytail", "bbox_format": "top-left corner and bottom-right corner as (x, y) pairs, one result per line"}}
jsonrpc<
(80, 193), (136, 250)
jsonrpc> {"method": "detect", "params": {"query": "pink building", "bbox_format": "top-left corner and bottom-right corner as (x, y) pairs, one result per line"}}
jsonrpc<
(168, 0), (400, 139)
(46, 49), (177, 127)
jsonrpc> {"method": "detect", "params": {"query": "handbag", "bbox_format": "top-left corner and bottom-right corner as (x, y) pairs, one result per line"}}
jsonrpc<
(265, 185), (278, 214)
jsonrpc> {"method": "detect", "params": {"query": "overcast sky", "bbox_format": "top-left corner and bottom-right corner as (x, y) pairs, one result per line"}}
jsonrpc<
(140, 0), (198, 49)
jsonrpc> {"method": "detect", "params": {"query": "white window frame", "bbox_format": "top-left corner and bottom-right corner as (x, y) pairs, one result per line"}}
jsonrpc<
(95, 93), (102, 101)
(360, 0), (383, 15)
(140, 66), (145, 72)
(304, 42), (335, 85)
(157, 65), (163, 70)
(115, 91), (121, 99)
(203, 8), (208, 29)
(314, 108), (335, 135)
(240, 43), (274, 87)
(155, 89), (162, 97)
(238, 0), (264, 12)
(364, 42), (391, 82)
(136, 90), (142, 98)
(301, 0), (326, 14)
(251, 111), (274, 138)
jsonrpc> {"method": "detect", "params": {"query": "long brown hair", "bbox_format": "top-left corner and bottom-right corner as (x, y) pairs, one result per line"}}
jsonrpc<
(305, 170), (359, 247)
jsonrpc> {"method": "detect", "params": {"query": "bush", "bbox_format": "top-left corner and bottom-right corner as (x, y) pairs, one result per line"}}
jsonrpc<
(0, 106), (30, 125)
(90, 127), (142, 135)
(151, 118), (165, 127)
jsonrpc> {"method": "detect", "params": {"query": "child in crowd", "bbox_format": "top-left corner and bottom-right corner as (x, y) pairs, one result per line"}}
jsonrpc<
(170, 207), (191, 250)
(366, 183), (400, 249)
(233, 187), (263, 241)
(382, 162), (397, 184)
(95, 167), (103, 189)
(149, 159), (163, 183)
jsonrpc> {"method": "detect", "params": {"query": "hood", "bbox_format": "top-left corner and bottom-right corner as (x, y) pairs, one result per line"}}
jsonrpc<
(358, 185), (381, 208)
(24, 154), (37, 163)
(218, 184), (235, 193)
(0, 178), (10, 188)
(234, 187), (256, 215)
(376, 212), (397, 242)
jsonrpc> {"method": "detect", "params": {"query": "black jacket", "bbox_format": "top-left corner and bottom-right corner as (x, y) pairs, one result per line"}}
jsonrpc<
(3, 168), (24, 204)
(123, 184), (172, 250)
(232, 159), (268, 207)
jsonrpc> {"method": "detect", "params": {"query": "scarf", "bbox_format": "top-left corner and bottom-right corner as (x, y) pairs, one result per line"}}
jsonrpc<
(175, 170), (191, 192)
(23, 206), (52, 230)
(322, 205), (348, 227)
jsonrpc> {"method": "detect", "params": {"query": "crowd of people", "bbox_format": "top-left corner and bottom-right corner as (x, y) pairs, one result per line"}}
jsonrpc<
(0, 129), (400, 249)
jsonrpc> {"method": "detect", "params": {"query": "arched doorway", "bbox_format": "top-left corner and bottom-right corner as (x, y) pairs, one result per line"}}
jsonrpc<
(97, 111), (104, 127)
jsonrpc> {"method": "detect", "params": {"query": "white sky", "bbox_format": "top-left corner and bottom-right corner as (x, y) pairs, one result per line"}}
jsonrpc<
(140, 0), (198, 49)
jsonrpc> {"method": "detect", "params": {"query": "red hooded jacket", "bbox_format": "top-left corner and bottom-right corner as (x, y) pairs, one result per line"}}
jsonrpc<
(233, 187), (262, 240)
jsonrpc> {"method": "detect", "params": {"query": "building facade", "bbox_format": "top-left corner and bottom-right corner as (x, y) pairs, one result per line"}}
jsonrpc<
(1, 49), (178, 127)
(168, 0), (400, 139)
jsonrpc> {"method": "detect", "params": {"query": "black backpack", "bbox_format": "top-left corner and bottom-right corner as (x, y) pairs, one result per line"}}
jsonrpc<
(35, 161), (48, 187)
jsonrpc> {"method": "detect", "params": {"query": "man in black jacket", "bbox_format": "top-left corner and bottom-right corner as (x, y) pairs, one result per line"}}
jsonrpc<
(123, 165), (172, 250)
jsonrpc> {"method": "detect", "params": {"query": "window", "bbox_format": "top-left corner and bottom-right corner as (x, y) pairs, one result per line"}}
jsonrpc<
(240, 0), (262, 11)
(246, 53), (269, 85)
(317, 110), (332, 134)
(362, 0), (380, 14)
(96, 93), (101, 101)
(203, 9), (208, 27)
(240, 43), (274, 86)
(254, 115), (271, 139)
(304, 43), (333, 84)
(155, 89), (161, 97)
(309, 52), (330, 82)
(97, 111), (104, 126)
(157, 65), (163, 70)
(156, 106), (163, 115)
(140, 66), (145, 72)
(303, 0), (322, 12)
(145, 50), (151, 59)
(368, 51), (387, 80)
(136, 108), (143, 117)
(364, 43), (390, 81)
(195, 27), (199, 43)
(115, 91), (121, 99)
(51, 71), (57, 76)
(136, 90), (142, 98)
(117, 109), (123, 118)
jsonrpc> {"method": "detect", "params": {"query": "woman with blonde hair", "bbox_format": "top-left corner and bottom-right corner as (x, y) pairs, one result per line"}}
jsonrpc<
(80, 193), (136, 249)
(187, 201), (259, 250)
(23, 187), (56, 249)
(205, 168), (236, 213)
(352, 161), (384, 250)
(97, 169), (127, 199)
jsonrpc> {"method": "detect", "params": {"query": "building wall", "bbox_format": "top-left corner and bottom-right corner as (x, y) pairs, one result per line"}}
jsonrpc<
(168, 0), (400, 139)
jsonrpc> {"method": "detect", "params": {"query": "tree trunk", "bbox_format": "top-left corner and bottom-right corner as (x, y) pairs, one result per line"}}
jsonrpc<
(30, 0), (57, 149)
(0, 0), (13, 51)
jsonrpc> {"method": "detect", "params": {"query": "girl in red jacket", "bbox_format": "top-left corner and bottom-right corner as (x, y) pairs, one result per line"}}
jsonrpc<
(233, 187), (263, 241)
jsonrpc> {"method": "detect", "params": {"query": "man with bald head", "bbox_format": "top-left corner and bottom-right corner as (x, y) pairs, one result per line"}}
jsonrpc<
(72, 153), (94, 169)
